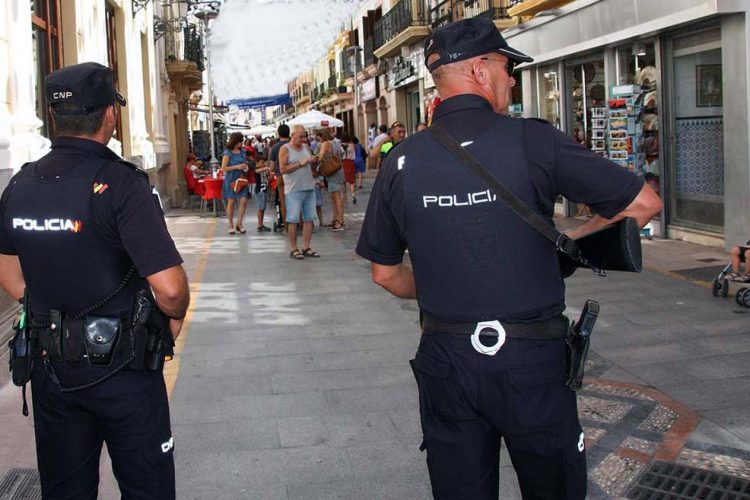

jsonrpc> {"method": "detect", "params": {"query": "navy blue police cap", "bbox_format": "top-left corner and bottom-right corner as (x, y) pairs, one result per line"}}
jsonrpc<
(424, 17), (533, 72)
(45, 62), (127, 115)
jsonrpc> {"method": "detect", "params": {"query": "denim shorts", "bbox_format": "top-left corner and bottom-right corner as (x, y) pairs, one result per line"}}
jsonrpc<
(285, 189), (316, 223)
(255, 190), (267, 211)
(326, 170), (344, 193)
(314, 185), (323, 207)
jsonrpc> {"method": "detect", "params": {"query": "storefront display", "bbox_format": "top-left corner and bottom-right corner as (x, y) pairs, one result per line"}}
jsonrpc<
(538, 64), (561, 129)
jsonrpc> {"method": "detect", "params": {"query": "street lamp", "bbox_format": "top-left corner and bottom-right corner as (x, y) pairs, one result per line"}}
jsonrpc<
(194, 4), (220, 172)
(346, 45), (363, 141)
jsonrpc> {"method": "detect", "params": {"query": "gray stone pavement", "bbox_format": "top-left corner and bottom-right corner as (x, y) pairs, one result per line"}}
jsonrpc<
(0, 173), (748, 498)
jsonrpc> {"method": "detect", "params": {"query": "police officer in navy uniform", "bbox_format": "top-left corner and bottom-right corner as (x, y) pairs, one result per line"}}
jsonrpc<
(0, 62), (189, 498)
(356, 18), (661, 500)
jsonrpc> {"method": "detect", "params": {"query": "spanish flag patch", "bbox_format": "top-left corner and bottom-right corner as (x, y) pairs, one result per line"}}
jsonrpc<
(93, 182), (109, 194)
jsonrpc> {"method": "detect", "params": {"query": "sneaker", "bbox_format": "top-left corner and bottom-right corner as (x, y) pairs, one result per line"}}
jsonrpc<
(257, 226), (271, 232)
(739, 274), (750, 283)
(728, 272), (743, 281)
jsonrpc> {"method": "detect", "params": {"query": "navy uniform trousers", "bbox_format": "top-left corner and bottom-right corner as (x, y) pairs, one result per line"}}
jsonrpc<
(30, 362), (175, 499)
(411, 330), (587, 499)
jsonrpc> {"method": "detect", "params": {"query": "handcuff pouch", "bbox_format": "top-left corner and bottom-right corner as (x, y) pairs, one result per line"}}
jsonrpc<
(83, 316), (120, 366)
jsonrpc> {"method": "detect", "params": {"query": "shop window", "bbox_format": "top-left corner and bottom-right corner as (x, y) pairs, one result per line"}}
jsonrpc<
(508, 70), (523, 118)
(668, 29), (723, 230)
(31, 0), (63, 138)
(612, 42), (660, 198)
(537, 64), (561, 129)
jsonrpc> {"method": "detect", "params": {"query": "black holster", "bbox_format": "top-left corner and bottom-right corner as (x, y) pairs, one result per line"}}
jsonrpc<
(565, 323), (590, 391)
(9, 290), (33, 387)
(130, 289), (174, 372)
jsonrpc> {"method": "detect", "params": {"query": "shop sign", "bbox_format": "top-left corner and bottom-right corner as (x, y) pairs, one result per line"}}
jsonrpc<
(389, 43), (424, 89)
(360, 78), (377, 102)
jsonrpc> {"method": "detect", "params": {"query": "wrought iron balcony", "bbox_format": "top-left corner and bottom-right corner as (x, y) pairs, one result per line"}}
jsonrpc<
(327, 75), (337, 91)
(363, 37), (377, 68)
(429, 0), (452, 28)
(165, 24), (204, 71)
(465, 0), (510, 20)
(373, 0), (429, 58)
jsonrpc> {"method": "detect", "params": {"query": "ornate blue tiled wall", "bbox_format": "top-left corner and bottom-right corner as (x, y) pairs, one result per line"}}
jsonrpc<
(675, 118), (724, 196)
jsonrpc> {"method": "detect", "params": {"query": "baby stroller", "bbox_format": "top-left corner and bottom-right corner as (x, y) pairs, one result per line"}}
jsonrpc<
(711, 252), (750, 307)
(270, 174), (284, 233)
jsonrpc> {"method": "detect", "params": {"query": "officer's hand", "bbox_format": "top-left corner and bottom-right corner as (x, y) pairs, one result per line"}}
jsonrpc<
(169, 318), (184, 341)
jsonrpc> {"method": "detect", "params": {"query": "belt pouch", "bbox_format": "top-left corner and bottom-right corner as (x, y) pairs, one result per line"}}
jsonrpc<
(83, 316), (120, 366)
(47, 310), (63, 360)
(62, 318), (85, 362)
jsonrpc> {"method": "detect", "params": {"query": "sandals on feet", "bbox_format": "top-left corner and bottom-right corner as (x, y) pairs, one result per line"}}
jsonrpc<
(236, 225), (247, 234)
(290, 249), (304, 260)
(228, 228), (236, 235)
(302, 248), (320, 258)
(330, 222), (344, 232)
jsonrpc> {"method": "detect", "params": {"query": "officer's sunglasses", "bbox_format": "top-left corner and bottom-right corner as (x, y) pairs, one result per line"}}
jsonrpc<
(479, 57), (516, 76)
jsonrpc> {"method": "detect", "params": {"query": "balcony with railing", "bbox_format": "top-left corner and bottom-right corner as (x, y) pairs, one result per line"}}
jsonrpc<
(429, 0), (452, 28)
(373, 0), (430, 59)
(507, 0), (572, 17)
(363, 37), (377, 69)
(165, 24), (204, 71)
(465, 0), (515, 28)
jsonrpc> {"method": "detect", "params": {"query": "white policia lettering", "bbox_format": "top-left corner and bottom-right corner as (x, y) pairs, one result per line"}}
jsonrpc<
(12, 218), (78, 232)
(422, 189), (498, 208)
(161, 437), (174, 453)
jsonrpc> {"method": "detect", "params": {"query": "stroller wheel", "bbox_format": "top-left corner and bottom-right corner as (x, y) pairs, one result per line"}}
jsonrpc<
(736, 288), (749, 306)
(722, 278), (730, 298)
(712, 278), (721, 297)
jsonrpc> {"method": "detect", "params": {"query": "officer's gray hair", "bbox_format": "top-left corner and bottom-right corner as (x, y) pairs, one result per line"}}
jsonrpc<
(50, 103), (108, 137)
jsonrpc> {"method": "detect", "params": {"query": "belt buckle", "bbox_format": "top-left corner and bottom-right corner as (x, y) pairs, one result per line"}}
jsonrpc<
(471, 320), (506, 356)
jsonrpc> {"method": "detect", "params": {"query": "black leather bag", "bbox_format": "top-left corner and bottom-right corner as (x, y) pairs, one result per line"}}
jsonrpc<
(558, 217), (642, 278)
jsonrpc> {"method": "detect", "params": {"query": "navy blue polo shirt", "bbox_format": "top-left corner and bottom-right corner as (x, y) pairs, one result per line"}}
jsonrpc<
(0, 137), (182, 278)
(356, 94), (643, 322)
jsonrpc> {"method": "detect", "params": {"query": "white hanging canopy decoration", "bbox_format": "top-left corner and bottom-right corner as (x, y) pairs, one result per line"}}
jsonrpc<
(210, 0), (367, 101)
(246, 124), (277, 136)
(287, 109), (344, 129)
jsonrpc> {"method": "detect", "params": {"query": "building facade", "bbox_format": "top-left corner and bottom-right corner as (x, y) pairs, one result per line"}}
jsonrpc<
(289, 0), (749, 249)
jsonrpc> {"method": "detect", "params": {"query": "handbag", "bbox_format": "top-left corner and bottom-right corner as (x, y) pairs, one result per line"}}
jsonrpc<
(231, 176), (248, 193)
(320, 155), (342, 177)
(427, 124), (643, 279)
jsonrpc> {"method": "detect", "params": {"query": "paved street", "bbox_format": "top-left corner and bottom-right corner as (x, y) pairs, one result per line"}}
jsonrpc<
(0, 174), (749, 498)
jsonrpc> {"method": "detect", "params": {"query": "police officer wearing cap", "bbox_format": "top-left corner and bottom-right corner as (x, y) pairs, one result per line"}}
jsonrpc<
(356, 17), (661, 500)
(0, 62), (189, 498)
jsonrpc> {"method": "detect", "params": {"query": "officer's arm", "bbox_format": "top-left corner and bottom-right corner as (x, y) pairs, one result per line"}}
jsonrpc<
(146, 264), (189, 321)
(371, 262), (416, 299)
(0, 254), (25, 301)
(566, 183), (662, 240)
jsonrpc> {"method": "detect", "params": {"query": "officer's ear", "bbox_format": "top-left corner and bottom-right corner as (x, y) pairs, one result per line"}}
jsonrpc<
(471, 59), (489, 84)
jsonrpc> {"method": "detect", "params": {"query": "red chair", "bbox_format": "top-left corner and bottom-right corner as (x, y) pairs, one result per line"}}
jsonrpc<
(200, 178), (225, 217)
(184, 165), (205, 210)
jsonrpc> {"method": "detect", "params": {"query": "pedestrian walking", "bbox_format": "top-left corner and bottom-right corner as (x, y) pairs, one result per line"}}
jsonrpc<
(268, 124), (291, 230)
(341, 132), (357, 204)
(221, 132), (250, 235)
(352, 136), (367, 190)
(253, 158), (272, 232)
(0, 62), (189, 499)
(279, 124), (320, 259)
(316, 128), (345, 231)
(356, 17), (661, 500)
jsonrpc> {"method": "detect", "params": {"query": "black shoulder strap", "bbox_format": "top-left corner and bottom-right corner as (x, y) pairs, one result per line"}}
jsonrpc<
(426, 123), (580, 259)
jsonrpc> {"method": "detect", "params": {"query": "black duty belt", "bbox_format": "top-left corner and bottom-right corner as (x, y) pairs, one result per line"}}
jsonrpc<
(422, 313), (569, 340)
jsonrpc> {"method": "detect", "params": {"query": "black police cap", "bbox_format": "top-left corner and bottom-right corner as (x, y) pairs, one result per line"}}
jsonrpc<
(45, 62), (127, 115)
(424, 17), (533, 72)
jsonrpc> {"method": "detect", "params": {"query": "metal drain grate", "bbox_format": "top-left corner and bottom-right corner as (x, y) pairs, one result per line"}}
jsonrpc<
(0, 468), (41, 500)
(627, 461), (750, 499)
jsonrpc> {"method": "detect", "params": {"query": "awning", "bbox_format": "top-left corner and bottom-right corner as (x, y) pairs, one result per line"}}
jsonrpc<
(226, 93), (292, 109)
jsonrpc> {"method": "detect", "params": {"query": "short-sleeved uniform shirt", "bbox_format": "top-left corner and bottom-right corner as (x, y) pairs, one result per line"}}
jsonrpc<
(356, 95), (643, 323)
(0, 137), (182, 313)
